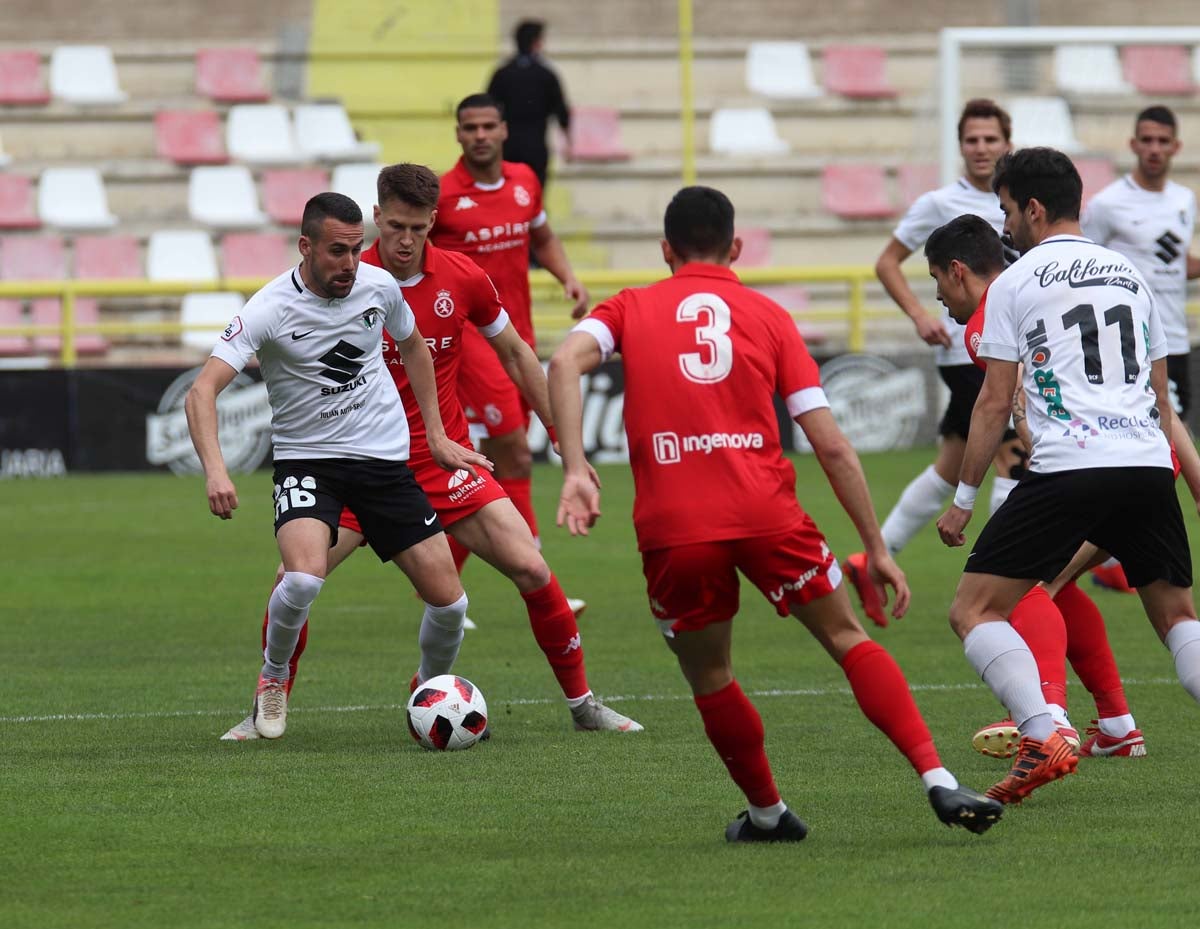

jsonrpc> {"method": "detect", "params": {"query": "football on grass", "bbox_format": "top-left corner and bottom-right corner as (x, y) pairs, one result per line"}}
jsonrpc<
(406, 674), (489, 750)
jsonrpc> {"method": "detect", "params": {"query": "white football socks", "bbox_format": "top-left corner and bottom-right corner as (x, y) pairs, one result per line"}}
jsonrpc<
(1166, 619), (1200, 703)
(880, 465), (955, 555)
(920, 767), (959, 792)
(989, 476), (1019, 514)
(1098, 714), (1138, 737)
(262, 571), (324, 680)
(418, 593), (469, 682)
(748, 800), (787, 829)
(963, 621), (1054, 740)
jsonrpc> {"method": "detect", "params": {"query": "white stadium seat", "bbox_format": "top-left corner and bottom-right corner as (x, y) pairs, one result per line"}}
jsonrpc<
(227, 104), (302, 164)
(188, 166), (267, 228)
(180, 292), (245, 350)
(1053, 45), (1131, 94)
(293, 104), (381, 161)
(1008, 96), (1084, 153)
(331, 163), (384, 226)
(49, 45), (127, 104)
(745, 41), (821, 99)
(709, 108), (790, 156)
(38, 168), (117, 229)
(147, 230), (218, 281)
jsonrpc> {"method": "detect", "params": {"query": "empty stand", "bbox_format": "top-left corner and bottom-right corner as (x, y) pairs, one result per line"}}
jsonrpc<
(1054, 45), (1131, 94)
(1074, 156), (1117, 208)
(293, 103), (381, 161)
(0, 133), (9, 168)
(221, 232), (291, 278)
(227, 104), (301, 164)
(897, 163), (939, 207)
(709, 108), (790, 156)
(821, 164), (895, 219)
(195, 47), (271, 103)
(822, 45), (897, 99)
(0, 235), (65, 281)
(1122, 45), (1194, 95)
(147, 230), (218, 281)
(0, 50), (50, 105)
(188, 166), (266, 228)
(0, 300), (30, 356)
(1008, 97), (1083, 153)
(262, 168), (328, 225)
(331, 163), (384, 224)
(180, 292), (244, 350)
(568, 107), (632, 162)
(73, 235), (141, 279)
(38, 168), (117, 229)
(31, 298), (108, 356)
(49, 45), (127, 104)
(0, 175), (39, 229)
(156, 110), (228, 165)
(735, 227), (772, 267)
(745, 42), (821, 99)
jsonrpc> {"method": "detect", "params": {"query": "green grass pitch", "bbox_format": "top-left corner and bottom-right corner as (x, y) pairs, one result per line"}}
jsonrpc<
(4, 450), (1200, 928)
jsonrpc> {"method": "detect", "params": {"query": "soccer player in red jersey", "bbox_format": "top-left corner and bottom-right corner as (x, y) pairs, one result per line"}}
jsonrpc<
(549, 186), (1003, 841)
(221, 164), (641, 740)
(430, 94), (588, 594)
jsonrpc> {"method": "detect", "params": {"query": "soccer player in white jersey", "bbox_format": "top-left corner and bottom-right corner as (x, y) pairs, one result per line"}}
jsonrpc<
(845, 100), (1025, 626)
(935, 149), (1200, 805)
(1081, 105), (1200, 592)
(185, 192), (490, 739)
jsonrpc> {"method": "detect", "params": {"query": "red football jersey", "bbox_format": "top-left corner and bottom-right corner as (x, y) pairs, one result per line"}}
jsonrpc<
(363, 240), (508, 448)
(431, 158), (545, 348)
(580, 263), (828, 551)
(964, 287), (989, 370)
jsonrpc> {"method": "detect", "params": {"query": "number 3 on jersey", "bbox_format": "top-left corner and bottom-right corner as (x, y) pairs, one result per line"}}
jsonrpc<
(677, 292), (733, 384)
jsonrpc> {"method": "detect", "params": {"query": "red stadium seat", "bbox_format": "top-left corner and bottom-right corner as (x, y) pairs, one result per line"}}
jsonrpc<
(263, 168), (328, 225)
(0, 175), (40, 229)
(897, 163), (939, 208)
(0, 50), (50, 105)
(0, 300), (31, 355)
(195, 47), (270, 103)
(569, 107), (632, 162)
(30, 297), (108, 356)
(822, 164), (896, 219)
(156, 110), (228, 166)
(0, 235), (66, 281)
(822, 45), (897, 99)
(735, 227), (772, 267)
(1074, 157), (1117, 210)
(73, 235), (141, 279)
(1122, 45), (1194, 95)
(221, 232), (291, 278)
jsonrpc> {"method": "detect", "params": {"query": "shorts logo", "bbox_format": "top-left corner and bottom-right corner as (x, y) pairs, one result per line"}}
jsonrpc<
(274, 475), (317, 519)
(447, 469), (470, 489)
(221, 316), (243, 342)
(653, 432), (681, 464)
(484, 404), (503, 426)
(514, 185), (531, 207)
(433, 289), (455, 318)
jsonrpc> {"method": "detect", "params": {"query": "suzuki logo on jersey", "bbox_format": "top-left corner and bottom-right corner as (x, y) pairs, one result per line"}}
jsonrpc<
(455, 196), (478, 210)
(1156, 230), (1183, 265)
(317, 340), (366, 385)
(513, 184), (531, 207)
(1033, 258), (1140, 293)
(652, 430), (764, 464)
(463, 221), (531, 243)
(433, 289), (455, 318)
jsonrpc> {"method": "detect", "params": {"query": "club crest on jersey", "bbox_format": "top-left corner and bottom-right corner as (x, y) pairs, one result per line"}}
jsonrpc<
(513, 184), (531, 207)
(433, 289), (455, 318)
(361, 307), (380, 329)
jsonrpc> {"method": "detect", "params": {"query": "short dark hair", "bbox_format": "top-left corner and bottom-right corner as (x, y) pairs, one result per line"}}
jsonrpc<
(1136, 105), (1177, 133)
(991, 148), (1082, 223)
(456, 93), (505, 121)
(958, 98), (1012, 142)
(925, 214), (1006, 276)
(377, 163), (440, 210)
(301, 192), (362, 240)
(664, 186), (734, 261)
(515, 19), (544, 55)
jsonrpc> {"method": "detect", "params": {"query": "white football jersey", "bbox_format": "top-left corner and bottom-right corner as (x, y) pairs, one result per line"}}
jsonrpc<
(1081, 176), (1196, 355)
(894, 178), (1007, 366)
(980, 235), (1171, 473)
(211, 262), (416, 461)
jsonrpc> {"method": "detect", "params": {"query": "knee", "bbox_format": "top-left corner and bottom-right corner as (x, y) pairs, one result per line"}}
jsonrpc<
(426, 592), (468, 630)
(947, 598), (978, 641)
(278, 571), (324, 610)
(510, 554), (551, 592)
(491, 432), (533, 478)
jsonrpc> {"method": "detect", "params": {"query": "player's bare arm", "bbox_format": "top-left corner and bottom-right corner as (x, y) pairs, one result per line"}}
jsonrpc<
(877, 237), (951, 347)
(548, 331), (604, 535)
(936, 358), (1018, 546)
(1187, 253), (1200, 280)
(796, 406), (910, 620)
(487, 320), (554, 426)
(531, 222), (589, 319)
(1168, 406), (1200, 515)
(183, 356), (241, 519)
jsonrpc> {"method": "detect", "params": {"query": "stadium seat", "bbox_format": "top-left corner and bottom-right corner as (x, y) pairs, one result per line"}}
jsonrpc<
(180, 292), (244, 350)
(0, 50), (50, 105)
(1122, 45), (1194, 95)
(0, 175), (40, 229)
(49, 45), (127, 104)
(0, 235), (66, 281)
(227, 104), (302, 164)
(293, 103), (381, 161)
(38, 168), (117, 229)
(188, 166), (266, 228)
(822, 45), (897, 99)
(1074, 156), (1117, 209)
(568, 106), (632, 162)
(897, 163), (939, 207)
(821, 164), (896, 219)
(156, 110), (228, 166)
(30, 298), (108, 356)
(195, 47), (271, 103)
(1053, 45), (1131, 94)
(221, 232), (291, 278)
(0, 300), (31, 356)
(73, 235), (141, 279)
(1009, 97), (1083, 153)
(735, 227), (772, 267)
(147, 230), (218, 281)
(331, 163), (384, 224)
(745, 41), (821, 99)
(709, 108), (790, 156)
(263, 168), (328, 225)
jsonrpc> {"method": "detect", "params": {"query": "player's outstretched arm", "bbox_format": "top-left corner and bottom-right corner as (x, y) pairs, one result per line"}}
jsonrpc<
(531, 223), (589, 319)
(548, 331), (603, 535)
(184, 356), (240, 519)
(796, 407), (910, 620)
(876, 237), (950, 347)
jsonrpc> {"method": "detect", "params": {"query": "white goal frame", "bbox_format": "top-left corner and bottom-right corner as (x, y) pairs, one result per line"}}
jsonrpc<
(938, 26), (1200, 185)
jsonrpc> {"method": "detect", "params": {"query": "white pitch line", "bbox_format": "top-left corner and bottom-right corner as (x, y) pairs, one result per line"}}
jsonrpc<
(0, 677), (1181, 726)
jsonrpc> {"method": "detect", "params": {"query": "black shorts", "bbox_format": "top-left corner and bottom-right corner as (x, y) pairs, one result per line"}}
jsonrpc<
(1167, 353), (1190, 417)
(965, 467), (1192, 588)
(937, 364), (985, 439)
(272, 458), (443, 562)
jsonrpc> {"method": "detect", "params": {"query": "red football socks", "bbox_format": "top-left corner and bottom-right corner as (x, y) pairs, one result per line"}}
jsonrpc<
(521, 576), (589, 700)
(694, 680), (781, 808)
(1055, 579), (1130, 718)
(1010, 586), (1069, 709)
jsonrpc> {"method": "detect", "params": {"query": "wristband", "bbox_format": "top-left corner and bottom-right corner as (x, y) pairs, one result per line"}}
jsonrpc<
(953, 482), (979, 511)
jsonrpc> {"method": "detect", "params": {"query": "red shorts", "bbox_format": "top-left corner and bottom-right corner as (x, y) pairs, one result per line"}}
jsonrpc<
(641, 514), (841, 635)
(456, 325), (528, 438)
(339, 452), (508, 534)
